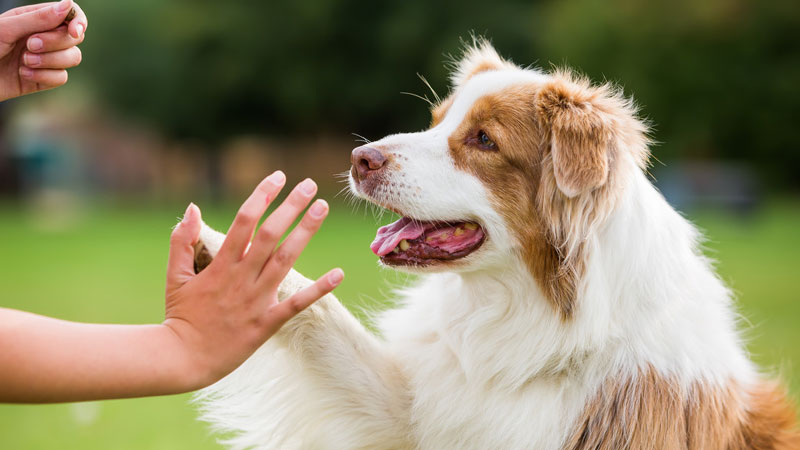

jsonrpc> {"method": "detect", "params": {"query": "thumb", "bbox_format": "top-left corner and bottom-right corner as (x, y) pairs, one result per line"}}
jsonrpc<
(166, 203), (202, 291)
(0, 0), (73, 43)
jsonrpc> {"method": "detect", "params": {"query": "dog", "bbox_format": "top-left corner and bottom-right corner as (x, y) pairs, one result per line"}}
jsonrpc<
(192, 41), (799, 449)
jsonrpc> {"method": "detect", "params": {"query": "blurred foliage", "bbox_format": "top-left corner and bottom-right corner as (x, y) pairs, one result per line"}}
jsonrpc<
(67, 0), (799, 185)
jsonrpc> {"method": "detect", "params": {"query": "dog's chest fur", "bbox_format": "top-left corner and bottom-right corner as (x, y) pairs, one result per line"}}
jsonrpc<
(379, 273), (604, 450)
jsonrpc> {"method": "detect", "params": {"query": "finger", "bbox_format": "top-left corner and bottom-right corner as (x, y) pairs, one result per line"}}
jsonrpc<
(18, 67), (67, 89)
(244, 178), (318, 274)
(265, 269), (343, 331)
(24, 47), (81, 69)
(258, 199), (328, 285)
(0, 0), (73, 44)
(67, 3), (87, 39)
(216, 171), (286, 263)
(166, 203), (202, 291)
(27, 26), (83, 53)
(1, 3), (52, 18)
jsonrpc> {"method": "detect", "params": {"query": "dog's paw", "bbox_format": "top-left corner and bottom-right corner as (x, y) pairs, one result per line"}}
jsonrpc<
(193, 242), (213, 274)
(193, 222), (226, 274)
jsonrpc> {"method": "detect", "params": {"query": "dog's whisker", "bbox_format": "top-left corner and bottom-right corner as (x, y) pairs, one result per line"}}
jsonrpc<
(400, 91), (434, 107)
(351, 133), (372, 144)
(333, 185), (352, 200)
(417, 73), (441, 105)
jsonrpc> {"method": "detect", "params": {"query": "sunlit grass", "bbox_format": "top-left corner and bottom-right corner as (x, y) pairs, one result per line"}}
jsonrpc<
(0, 199), (797, 448)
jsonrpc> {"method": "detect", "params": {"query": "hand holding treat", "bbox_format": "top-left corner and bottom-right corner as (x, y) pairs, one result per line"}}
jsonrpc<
(0, 0), (87, 101)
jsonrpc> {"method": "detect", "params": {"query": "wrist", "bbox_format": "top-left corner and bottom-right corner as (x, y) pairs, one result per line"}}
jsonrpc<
(157, 321), (217, 393)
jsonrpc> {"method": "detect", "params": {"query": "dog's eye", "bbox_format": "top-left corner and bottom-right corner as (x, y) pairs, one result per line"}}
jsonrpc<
(477, 130), (497, 150)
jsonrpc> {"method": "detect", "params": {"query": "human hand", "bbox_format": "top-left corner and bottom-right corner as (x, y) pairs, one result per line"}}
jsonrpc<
(0, 0), (87, 101)
(162, 172), (344, 388)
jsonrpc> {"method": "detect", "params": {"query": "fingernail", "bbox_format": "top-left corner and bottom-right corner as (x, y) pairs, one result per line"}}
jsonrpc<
(28, 38), (43, 52)
(266, 170), (285, 186)
(24, 54), (41, 67)
(56, 0), (71, 13)
(299, 178), (316, 195)
(328, 269), (344, 286)
(74, 24), (84, 38)
(309, 199), (328, 218)
(19, 67), (33, 78)
(182, 202), (196, 222)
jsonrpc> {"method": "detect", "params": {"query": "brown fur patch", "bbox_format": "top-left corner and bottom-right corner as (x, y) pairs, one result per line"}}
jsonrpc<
(193, 242), (213, 274)
(440, 66), (651, 318)
(565, 367), (800, 450)
(462, 60), (503, 82)
(536, 77), (612, 198)
(430, 96), (453, 128)
(740, 381), (800, 449)
(444, 82), (584, 318)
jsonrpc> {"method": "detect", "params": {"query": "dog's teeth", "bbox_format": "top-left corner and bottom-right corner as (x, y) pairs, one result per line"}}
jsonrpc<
(392, 247), (400, 253)
(399, 239), (410, 251)
(454, 227), (464, 236)
(465, 223), (478, 231)
(425, 236), (435, 243)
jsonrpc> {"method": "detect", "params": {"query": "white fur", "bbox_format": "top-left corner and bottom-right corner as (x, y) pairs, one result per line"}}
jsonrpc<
(196, 63), (757, 449)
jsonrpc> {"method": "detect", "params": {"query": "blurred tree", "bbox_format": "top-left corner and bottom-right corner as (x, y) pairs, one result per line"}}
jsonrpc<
(69, 0), (799, 187)
(536, 0), (800, 187)
(73, 0), (542, 141)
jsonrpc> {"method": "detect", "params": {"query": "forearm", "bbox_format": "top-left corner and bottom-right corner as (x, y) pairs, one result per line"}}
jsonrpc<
(0, 308), (200, 403)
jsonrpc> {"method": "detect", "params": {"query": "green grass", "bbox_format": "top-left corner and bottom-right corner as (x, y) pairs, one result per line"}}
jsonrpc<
(0, 199), (797, 448)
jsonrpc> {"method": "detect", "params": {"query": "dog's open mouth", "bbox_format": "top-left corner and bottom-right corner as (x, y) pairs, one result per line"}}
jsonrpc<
(370, 217), (486, 266)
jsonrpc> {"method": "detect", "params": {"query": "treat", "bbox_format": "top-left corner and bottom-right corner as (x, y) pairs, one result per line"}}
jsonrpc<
(64, 7), (76, 23)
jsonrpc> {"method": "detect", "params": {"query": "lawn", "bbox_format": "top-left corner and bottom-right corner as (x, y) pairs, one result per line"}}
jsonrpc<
(0, 198), (797, 449)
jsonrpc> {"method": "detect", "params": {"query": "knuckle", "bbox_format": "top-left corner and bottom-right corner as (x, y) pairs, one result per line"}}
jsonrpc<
(255, 180), (273, 195)
(283, 190), (309, 209)
(288, 191), (309, 207)
(256, 226), (278, 243)
(235, 209), (258, 226)
(247, 311), (261, 326)
(285, 297), (304, 316)
(300, 214), (321, 231)
(272, 249), (293, 266)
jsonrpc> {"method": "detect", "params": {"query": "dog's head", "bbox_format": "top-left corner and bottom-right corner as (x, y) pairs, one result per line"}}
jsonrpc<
(349, 40), (650, 317)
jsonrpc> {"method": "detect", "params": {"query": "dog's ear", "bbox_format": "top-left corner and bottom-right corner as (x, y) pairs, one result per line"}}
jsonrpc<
(193, 222), (226, 274)
(450, 38), (515, 89)
(536, 74), (615, 198)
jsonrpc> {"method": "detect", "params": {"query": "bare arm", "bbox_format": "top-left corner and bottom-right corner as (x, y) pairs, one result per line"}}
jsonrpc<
(0, 172), (343, 403)
(0, 309), (204, 402)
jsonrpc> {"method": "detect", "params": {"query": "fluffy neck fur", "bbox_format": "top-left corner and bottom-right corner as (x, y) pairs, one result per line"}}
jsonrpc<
(382, 169), (754, 394)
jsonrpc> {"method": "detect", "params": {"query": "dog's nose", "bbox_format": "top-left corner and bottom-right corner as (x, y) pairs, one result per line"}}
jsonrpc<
(351, 146), (387, 181)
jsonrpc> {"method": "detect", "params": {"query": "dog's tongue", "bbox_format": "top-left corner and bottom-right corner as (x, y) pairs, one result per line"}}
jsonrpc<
(371, 217), (426, 256)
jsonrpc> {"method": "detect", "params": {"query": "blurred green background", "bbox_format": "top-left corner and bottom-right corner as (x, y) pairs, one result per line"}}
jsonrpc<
(0, 0), (798, 448)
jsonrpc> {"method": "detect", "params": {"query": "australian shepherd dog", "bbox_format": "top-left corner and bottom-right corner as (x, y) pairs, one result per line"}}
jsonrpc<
(192, 41), (799, 449)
